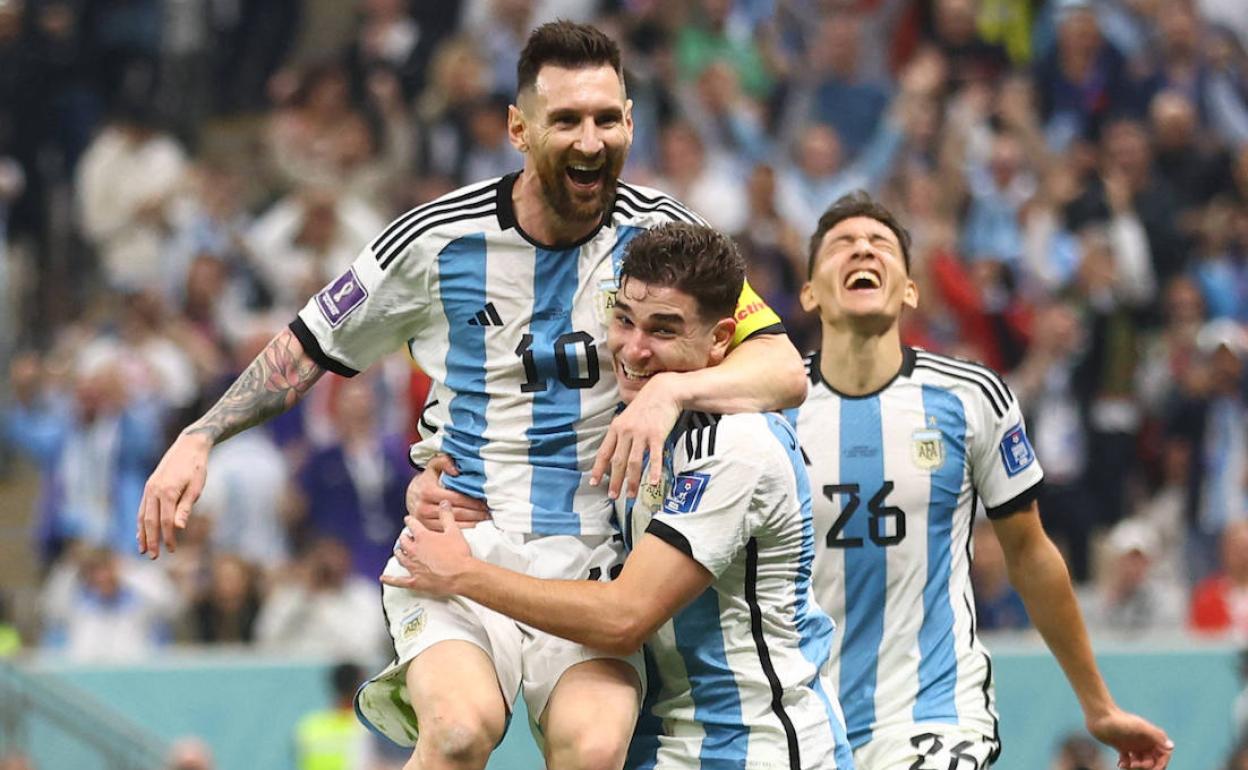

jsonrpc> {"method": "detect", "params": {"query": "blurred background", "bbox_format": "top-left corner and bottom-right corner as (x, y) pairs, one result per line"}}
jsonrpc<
(0, 0), (1245, 768)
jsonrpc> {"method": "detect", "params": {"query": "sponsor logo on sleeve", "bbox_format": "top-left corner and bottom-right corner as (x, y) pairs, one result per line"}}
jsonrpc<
(663, 472), (711, 514)
(317, 268), (368, 328)
(998, 424), (1036, 477)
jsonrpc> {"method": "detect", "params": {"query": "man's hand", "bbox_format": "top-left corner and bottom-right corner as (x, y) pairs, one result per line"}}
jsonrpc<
(407, 454), (489, 531)
(590, 372), (683, 500)
(1087, 708), (1174, 769)
(382, 506), (473, 596)
(137, 432), (213, 559)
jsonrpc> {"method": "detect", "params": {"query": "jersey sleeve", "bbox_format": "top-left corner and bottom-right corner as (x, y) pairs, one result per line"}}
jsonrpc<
(645, 416), (763, 577)
(289, 235), (432, 377)
(969, 389), (1045, 519)
(730, 280), (785, 346)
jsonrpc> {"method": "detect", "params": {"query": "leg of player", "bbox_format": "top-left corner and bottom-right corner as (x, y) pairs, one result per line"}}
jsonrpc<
(540, 658), (641, 770)
(404, 641), (508, 770)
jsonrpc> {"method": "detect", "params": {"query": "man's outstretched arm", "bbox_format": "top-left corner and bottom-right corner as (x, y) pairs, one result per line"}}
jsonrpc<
(992, 503), (1174, 770)
(138, 327), (325, 558)
(385, 510), (712, 655)
(592, 332), (806, 499)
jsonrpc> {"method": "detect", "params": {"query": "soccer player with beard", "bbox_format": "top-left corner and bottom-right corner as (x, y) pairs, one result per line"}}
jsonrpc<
(385, 223), (856, 770)
(135, 21), (805, 770)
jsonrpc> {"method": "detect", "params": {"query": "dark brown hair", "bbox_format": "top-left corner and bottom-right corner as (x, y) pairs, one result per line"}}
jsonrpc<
(621, 223), (744, 323)
(807, 190), (912, 277)
(517, 21), (623, 95)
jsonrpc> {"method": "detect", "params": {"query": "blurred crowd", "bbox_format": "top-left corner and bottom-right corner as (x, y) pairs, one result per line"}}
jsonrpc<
(0, 0), (1246, 736)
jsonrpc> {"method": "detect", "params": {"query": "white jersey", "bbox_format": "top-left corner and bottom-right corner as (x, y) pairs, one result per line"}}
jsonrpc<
(795, 347), (1044, 754)
(623, 410), (854, 770)
(293, 174), (779, 535)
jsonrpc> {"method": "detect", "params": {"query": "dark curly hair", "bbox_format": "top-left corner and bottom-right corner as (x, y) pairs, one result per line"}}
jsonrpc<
(620, 223), (744, 323)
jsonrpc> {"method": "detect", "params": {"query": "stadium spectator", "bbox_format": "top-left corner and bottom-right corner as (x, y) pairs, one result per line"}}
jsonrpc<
(650, 121), (748, 234)
(244, 189), (386, 313)
(254, 536), (388, 664)
(1190, 519), (1248, 638)
(1079, 518), (1186, 635)
(293, 376), (410, 580)
(4, 349), (163, 559)
(293, 662), (373, 770)
(75, 100), (189, 292)
(1166, 320), (1248, 581)
(971, 521), (1031, 631)
(778, 10), (891, 159)
(1050, 732), (1111, 770)
(165, 737), (216, 770)
(40, 545), (182, 662)
(183, 553), (262, 645)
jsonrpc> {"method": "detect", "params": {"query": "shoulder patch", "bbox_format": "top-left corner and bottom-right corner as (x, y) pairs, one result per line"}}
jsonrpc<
(999, 424), (1035, 477)
(316, 268), (368, 327)
(663, 472), (711, 514)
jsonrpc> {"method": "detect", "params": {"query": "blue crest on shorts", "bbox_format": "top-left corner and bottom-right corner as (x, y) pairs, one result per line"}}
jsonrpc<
(663, 472), (710, 514)
(999, 424), (1035, 477)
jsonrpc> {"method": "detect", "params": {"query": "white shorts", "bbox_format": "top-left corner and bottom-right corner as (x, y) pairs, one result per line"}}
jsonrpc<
(854, 725), (998, 770)
(354, 522), (643, 747)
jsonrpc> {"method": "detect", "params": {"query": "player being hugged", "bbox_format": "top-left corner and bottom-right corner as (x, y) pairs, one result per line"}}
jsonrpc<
(387, 223), (855, 770)
(136, 20), (806, 770)
(794, 191), (1172, 770)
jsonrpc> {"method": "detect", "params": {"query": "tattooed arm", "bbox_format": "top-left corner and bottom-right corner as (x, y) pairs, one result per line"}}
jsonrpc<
(138, 328), (325, 558)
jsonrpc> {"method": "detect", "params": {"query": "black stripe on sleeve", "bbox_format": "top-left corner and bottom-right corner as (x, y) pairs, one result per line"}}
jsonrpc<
(741, 321), (787, 341)
(288, 317), (360, 378)
(645, 519), (694, 560)
(745, 538), (801, 770)
(912, 361), (1006, 419)
(984, 478), (1044, 519)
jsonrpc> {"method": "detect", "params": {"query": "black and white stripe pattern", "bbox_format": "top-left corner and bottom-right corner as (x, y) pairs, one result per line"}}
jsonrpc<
(371, 179), (500, 270)
(912, 351), (1013, 419)
(613, 182), (708, 226)
(680, 411), (721, 461)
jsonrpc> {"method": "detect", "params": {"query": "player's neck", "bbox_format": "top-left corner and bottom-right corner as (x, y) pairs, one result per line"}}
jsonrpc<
(512, 169), (600, 246)
(820, 328), (904, 396)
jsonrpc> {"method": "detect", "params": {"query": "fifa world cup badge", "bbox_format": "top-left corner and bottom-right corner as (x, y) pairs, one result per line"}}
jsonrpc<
(911, 428), (945, 470)
(594, 278), (618, 326)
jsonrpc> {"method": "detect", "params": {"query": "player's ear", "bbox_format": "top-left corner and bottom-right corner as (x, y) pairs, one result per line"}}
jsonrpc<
(623, 97), (635, 139)
(508, 101), (529, 153)
(707, 317), (736, 365)
(799, 281), (820, 313)
(902, 277), (919, 310)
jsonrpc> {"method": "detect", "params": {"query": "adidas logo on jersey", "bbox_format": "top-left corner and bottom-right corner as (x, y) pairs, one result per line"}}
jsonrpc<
(466, 302), (504, 327)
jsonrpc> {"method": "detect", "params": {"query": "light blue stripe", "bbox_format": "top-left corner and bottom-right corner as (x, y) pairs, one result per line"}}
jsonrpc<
(609, 224), (647, 278)
(765, 414), (854, 768)
(914, 385), (966, 723)
(838, 396), (886, 747)
(672, 589), (747, 765)
(527, 245), (584, 534)
(437, 234), (489, 499)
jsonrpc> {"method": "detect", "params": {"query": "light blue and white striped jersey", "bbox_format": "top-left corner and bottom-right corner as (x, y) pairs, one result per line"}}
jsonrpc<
(293, 173), (779, 536)
(795, 347), (1044, 754)
(623, 410), (855, 770)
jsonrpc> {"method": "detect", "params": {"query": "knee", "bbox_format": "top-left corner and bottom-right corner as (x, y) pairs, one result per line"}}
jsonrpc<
(416, 709), (503, 770)
(546, 729), (630, 770)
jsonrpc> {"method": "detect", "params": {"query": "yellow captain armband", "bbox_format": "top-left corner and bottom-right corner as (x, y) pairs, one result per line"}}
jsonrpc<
(730, 280), (785, 347)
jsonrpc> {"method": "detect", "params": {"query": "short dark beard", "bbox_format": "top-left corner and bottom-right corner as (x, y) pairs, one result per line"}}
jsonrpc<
(534, 152), (621, 227)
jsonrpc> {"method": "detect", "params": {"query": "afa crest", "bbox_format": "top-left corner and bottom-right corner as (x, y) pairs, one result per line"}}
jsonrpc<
(594, 278), (619, 326)
(399, 608), (426, 641)
(911, 429), (945, 470)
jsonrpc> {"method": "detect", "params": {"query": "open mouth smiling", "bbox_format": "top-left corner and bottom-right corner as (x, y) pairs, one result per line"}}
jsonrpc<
(844, 269), (882, 291)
